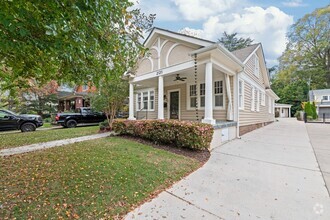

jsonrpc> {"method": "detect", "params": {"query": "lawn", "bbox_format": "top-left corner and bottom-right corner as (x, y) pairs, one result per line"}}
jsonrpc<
(0, 126), (99, 150)
(0, 137), (199, 219)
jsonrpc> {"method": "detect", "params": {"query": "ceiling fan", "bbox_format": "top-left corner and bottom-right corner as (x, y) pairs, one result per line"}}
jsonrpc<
(174, 74), (187, 81)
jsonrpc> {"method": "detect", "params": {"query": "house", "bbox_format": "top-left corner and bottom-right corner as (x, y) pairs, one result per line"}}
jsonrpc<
(126, 27), (279, 145)
(57, 84), (96, 112)
(275, 103), (292, 118)
(309, 89), (330, 116)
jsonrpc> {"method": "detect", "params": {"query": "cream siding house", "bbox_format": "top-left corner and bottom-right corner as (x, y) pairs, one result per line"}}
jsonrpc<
(126, 28), (279, 145)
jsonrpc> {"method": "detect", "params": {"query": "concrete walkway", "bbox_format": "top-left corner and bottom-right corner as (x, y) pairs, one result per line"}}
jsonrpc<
(125, 119), (330, 219)
(0, 132), (111, 156)
(306, 123), (330, 196)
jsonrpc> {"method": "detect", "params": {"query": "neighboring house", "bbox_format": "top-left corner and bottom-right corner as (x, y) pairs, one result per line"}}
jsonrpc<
(309, 89), (330, 116)
(57, 84), (96, 112)
(275, 103), (292, 118)
(126, 27), (279, 144)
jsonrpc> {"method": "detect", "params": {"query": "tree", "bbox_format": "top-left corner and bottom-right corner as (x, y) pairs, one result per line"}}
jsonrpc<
(279, 5), (330, 88)
(0, 0), (155, 92)
(218, 32), (254, 51)
(19, 80), (59, 115)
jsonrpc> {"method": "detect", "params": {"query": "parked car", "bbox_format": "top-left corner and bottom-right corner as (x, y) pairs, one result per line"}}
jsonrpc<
(0, 109), (43, 132)
(55, 107), (107, 128)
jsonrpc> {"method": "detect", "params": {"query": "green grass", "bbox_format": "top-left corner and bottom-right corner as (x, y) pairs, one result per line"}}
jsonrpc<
(0, 126), (99, 150)
(41, 122), (56, 128)
(0, 137), (199, 219)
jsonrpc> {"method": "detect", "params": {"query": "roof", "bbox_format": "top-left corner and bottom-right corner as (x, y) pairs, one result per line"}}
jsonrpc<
(309, 89), (330, 96)
(231, 44), (260, 62)
(144, 27), (215, 46)
(275, 103), (292, 107)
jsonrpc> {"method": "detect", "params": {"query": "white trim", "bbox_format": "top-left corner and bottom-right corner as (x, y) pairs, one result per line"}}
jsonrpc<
(261, 92), (266, 106)
(238, 79), (245, 110)
(251, 86), (255, 112)
(256, 89), (260, 112)
(239, 73), (264, 92)
(166, 43), (180, 67)
(243, 44), (261, 64)
(268, 95), (272, 114)
(254, 54), (260, 78)
(135, 88), (156, 112)
(167, 89), (181, 120)
(131, 61), (194, 83)
(186, 78), (225, 111)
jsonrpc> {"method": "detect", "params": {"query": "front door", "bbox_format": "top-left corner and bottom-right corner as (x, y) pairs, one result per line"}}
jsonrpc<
(169, 91), (179, 119)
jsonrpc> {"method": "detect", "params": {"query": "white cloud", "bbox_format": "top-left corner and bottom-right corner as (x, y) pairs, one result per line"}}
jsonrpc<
(173, 0), (238, 21)
(133, 0), (180, 21)
(187, 6), (294, 66)
(282, 0), (308, 7)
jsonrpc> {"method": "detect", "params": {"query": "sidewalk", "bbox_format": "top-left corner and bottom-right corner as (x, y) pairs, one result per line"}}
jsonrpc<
(125, 119), (330, 219)
(0, 132), (112, 156)
(306, 123), (330, 196)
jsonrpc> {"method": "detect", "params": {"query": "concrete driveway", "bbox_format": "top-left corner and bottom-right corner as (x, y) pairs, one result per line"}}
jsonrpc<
(125, 119), (330, 219)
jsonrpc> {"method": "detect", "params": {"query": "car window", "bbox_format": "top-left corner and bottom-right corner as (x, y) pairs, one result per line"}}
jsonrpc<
(0, 111), (10, 119)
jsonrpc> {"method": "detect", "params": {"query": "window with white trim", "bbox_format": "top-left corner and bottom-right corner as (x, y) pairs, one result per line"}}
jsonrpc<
(200, 83), (205, 107)
(189, 84), (197, 108)
(254, 54), (260, 77)
(239, 80), (244, 109)
(149, 91), (154, 110)
(214, 81), (224, 107)
(256, 89), (260, 112)
(251, 86), (255, 111)
(323, 95), (329, 101)
(261, 92), (265, 106)
(136, 90), (155, 111)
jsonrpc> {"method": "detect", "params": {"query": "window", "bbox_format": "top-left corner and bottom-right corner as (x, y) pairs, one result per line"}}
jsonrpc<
(189, 85), (197, 108)
(149, 91), (154, 110)
(200, 83), (205, 107)
(268, 96), (272, 113)
(137, 93), (142, 110)
(142, 92), (148, 110)
(261, 92), (266, 106)
(323, 95), (329, 101)
(136, 90), (155, 111)
(254, 54), (260, 77)
(251, 87), (255, 111)
(239, 80), (244, 109)
(214, 81), (224, 107)
(256, 89), (260, 112)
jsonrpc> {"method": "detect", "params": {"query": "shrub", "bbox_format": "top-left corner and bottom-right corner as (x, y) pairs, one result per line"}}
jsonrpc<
(294, 111), (301, 120)
(99, 120), (110, 131)
(312, 102), (318, 119)
(113, 120), (214, 150)
(43, 117), (52, 123)
(307, 115), (313, 121)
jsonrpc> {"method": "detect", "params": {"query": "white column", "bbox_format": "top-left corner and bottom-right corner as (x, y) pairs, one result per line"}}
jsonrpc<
(289, 107), (291, 118)
(202, 62), (216, 125)
(158, 76), (164, 119)
(128, 83), (136, 120)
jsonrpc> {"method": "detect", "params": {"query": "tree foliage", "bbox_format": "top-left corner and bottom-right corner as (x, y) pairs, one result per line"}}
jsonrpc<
(218, 32), (254, 51)
(0, 0), (155, 91)
(271, 5), (330, 115)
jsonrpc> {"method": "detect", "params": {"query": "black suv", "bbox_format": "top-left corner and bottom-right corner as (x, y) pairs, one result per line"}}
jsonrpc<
(0, 109), (43, 132)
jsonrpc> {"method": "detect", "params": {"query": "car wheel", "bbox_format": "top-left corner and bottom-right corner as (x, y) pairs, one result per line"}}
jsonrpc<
(66, 119), (77, 128)
(21, 122), (37, 132)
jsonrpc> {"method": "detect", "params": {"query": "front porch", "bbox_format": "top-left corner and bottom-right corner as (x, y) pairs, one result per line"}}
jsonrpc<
(128, 60), (241, 125)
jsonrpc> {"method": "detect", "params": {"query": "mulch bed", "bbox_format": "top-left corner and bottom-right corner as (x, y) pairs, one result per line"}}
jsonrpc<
(118, 135), (210, 164)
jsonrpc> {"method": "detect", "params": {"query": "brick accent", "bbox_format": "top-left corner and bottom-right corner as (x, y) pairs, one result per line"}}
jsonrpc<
(239, 121), (273, 136)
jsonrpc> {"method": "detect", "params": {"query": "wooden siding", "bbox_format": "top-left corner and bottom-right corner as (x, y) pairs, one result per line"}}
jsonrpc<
(239, 81), (274, 126)
(244, 53), (266, 88)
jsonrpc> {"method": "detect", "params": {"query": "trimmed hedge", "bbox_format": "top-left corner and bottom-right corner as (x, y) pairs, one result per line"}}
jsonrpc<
(113, 120), (214, 150)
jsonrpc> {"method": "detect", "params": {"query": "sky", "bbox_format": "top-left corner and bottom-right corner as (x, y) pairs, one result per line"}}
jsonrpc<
(134, 0), (329, 67)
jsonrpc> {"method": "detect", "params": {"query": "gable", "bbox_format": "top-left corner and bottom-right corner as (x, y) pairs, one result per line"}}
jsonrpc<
(135, 36), (202, 76)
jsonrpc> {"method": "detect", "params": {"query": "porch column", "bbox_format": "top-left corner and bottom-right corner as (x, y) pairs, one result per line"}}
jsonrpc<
(128, 83), (136, 120)
(202, 62), (216, 125)
(289, 107), (291, 118)
(158, 76), (164, 119)
(225, 74), (233, 121)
